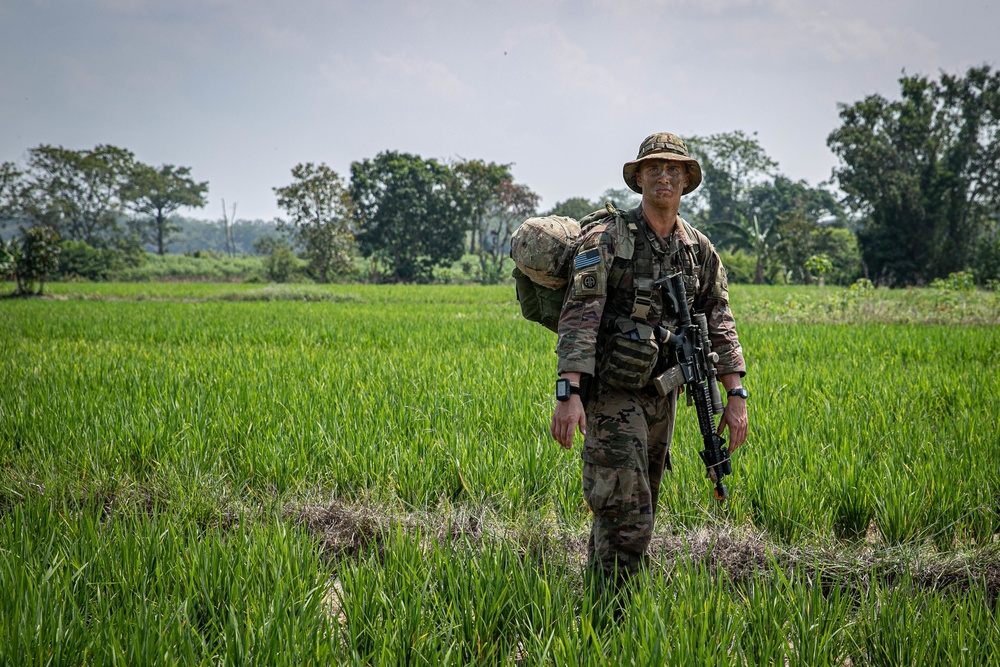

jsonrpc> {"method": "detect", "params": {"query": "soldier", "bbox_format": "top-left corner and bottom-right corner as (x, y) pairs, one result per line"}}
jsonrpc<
(550, 132), (748, 590)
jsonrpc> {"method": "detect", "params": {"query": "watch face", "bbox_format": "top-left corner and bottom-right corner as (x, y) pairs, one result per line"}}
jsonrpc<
(728, 387), (748, 399)
(556, 378), (571, 401)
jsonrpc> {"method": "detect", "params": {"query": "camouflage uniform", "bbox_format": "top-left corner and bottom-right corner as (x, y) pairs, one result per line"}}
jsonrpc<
(557, 206), (745, 581)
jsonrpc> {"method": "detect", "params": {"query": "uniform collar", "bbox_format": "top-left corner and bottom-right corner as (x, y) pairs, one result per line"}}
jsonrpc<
(632, 206), (695, 249)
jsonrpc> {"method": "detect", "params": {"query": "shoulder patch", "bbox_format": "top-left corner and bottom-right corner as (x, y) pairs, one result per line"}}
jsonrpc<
(574, 248), (601, 271)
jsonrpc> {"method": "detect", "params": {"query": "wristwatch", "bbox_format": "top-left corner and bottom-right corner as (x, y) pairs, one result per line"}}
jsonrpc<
(726, 387), (749, 400)
(556, 378), (582, 402)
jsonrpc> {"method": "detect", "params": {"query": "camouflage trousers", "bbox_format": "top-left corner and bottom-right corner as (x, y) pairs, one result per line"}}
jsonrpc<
(581, 381), (677, 583)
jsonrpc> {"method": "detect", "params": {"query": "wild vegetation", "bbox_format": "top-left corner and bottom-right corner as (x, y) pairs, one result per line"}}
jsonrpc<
(2, 282), (998, 663)
(4, 65), (998, 293)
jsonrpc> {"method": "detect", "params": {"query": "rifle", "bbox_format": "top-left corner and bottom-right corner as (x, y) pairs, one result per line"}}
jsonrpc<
(652, 272), (732, 503)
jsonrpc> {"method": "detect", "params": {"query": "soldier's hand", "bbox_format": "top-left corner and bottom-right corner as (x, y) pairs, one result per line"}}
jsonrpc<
(551, 395), (586, 450)
(718, 397), (748, 453)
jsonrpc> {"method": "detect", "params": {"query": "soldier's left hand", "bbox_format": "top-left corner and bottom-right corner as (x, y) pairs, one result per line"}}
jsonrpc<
(718, 398), (748, 453)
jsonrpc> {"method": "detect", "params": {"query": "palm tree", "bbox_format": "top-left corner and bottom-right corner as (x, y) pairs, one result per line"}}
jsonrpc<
(715, 212), (776, 284)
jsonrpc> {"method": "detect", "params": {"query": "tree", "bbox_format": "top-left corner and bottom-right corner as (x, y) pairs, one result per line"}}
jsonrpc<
(478, 180), (540, 283)
(685, 131), (779, 237)
(742, 176), (850, 283)
(714, 212), (775, 284)
(274, 163), (355, 283)
(599, 188), (640, 210)
(545, 197), (597, 220)
(124, 164), (208, 255)
(220, 200), (237, 257)
(772, 210), (861, 285)
(1, 162), (24, 221)
(20, 145), (136, 246)
(350, 151), (468, 283)
(828, 65), (1000, 285)
(5, 225), (60, 296)
(453, 159), (513, 254)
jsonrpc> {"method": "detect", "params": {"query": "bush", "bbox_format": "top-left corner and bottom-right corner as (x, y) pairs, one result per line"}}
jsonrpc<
(718, 249), (756, 284)
(5, 225), (60, 295)
(265, 248), (299, 283)
(58, 240), (147, 281)
(114, 253), (266, 282)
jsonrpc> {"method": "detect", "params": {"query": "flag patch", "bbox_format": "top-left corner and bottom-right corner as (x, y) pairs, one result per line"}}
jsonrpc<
(574, 249), (600, 270)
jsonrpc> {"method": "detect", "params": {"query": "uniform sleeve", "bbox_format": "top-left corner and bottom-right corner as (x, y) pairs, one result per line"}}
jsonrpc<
(555, 230), (615, 376)
(695, 241), (746, 378)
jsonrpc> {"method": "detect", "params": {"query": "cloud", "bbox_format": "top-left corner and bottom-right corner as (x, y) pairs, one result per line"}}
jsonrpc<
(593, 0), (938, 67)
(317, 51), (472, 103)
(373, 53), (473, 101)
(750, 1), (939, 66)
(500, 23), (681, 122)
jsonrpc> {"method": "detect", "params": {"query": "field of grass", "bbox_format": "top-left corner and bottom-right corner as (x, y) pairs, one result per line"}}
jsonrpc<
(2, 283), (999, 664)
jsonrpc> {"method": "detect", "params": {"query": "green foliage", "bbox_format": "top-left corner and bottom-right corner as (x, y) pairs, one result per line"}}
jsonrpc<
(0, 161), (24, 218)
(2, 285), (999, 661)
(252, 233), (291, 256)
(111, 252), (266, 282)
(972, 227), (1000, 283)
(715, 212), (775, 284)
(598, 187), (640, 210)
(264, 247), (300, 283)
(351, 151), (469, 283)
(773, 211), (862, 286)
(718, 248), (756, 284)
(686, 134), (850, 285)
(124, 163), (208, 255)
(273, 162), (355, 283)
(930, 270), (976, 293)
(544, 196), (597, 219)
(452, 158), (513, 254)
(5, 225), (61, 295)
(0, 238), (13, 277)
(477, 179), (539, 284)
(685, 130), (779, 237)
(57, 239), (147, 281)
(20, 144), (137, 246)
(172, 216), (280, 255)
(805, 253), (834, 285)
(828, 64), (1000, 285)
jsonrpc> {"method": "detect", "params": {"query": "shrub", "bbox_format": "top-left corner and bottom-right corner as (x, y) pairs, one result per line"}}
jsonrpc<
(5, 225), (61, 295)
(265, 248), (299, 283)
(57, 240), (147, 281)
(718, 249), (756, 284)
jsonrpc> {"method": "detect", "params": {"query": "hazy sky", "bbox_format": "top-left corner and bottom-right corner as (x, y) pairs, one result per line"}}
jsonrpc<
(2, 0), (997, 221)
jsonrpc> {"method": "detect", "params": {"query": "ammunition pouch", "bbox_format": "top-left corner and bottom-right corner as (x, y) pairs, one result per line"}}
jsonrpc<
(598, 318), (660, 390)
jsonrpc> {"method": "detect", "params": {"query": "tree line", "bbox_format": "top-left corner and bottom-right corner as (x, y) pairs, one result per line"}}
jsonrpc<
(3, 65), (999, 293)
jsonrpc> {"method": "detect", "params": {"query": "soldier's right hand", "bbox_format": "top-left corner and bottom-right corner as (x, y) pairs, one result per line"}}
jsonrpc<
(551, 396), (586, 450)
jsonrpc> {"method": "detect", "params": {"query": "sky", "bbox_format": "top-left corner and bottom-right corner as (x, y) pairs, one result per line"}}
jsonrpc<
(2, 0), (997, 222)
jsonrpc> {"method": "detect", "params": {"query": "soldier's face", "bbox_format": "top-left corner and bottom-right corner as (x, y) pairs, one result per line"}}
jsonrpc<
(638, 159), (688, 206)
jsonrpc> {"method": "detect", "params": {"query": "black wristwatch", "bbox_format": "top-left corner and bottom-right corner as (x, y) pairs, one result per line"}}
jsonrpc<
(726, 387), (749, 400)
(556, 378), (582, 402)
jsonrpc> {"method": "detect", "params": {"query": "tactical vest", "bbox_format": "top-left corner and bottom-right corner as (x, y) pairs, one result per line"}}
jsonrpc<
(597, 206), (702, 331)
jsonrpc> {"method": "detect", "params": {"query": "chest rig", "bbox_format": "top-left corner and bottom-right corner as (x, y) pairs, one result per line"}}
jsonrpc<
(601, 207), (701, 330)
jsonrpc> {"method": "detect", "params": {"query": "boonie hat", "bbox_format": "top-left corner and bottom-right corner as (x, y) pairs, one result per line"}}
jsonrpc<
(623, 132), (702, 195)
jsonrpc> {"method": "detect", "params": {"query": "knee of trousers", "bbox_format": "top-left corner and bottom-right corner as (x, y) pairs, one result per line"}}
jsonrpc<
(583, 461), (654, 558)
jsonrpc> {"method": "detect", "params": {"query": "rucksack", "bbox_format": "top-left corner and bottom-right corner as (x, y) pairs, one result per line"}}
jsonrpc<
(510, 203), (627, 332)
(510, 203), (704, 332)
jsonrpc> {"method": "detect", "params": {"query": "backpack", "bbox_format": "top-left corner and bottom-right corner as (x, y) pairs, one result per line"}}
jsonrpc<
(510, 203), (628, 332)
(510, 203), (704, 333)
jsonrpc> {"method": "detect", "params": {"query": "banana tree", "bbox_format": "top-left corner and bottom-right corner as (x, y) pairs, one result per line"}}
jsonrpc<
(715, 211), (776, 284)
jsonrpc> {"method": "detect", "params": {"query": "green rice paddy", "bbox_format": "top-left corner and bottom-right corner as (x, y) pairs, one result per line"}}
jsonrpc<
(2, 283), (998, 664)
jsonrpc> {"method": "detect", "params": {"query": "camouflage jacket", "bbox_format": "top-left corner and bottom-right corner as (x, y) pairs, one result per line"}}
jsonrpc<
(556, 207), (746, 379)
